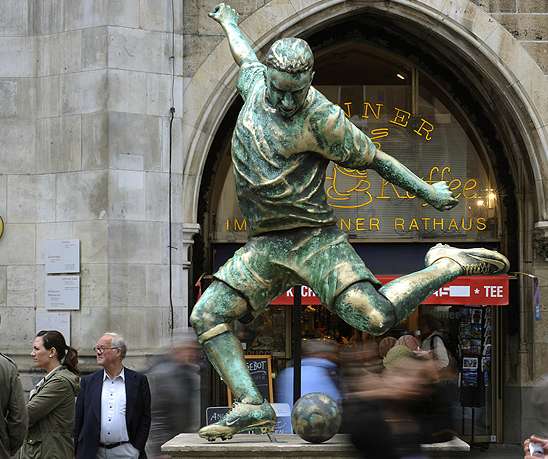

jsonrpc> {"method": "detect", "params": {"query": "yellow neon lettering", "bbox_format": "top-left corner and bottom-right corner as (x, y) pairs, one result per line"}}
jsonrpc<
(448, 219), (459, 231)
(342, 102), (352, 118)
(370, 218), (380, 231)
(408, 218), (419, 231)
(427, 166), (440, 185)
(413, 118), (434, 141)
(370, 128), (389, 141)
(394, 218), (405, 230)
(340, 218), (351, 231)
(462, 179), (478, 199)
(461, 218), (472, 231)
(440, 166), (452, 182)
(448, 178), (462, 199)
(378, 180), (408, 199)
(225, 219), (230, 231)
(362, 102), (384, 120)
(356, 218), (365, 231)
(370, 128), (389, 149)
(477, 218), (487, 231)
(421, 217), (431, 230)
(433, 218), (444, 230)
(389, 107), (411, 127)
(234, 218), (247, 232)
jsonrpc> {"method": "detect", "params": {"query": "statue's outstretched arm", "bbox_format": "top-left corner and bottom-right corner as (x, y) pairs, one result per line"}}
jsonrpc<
(209, 3), (258, 66)
(370, 149), (459, 211)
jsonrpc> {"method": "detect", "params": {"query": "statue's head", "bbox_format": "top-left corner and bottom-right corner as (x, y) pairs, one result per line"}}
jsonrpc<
(264, 38), (314, 119)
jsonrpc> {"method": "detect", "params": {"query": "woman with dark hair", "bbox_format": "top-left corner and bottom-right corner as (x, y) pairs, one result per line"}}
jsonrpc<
(19, 330), (80, 459)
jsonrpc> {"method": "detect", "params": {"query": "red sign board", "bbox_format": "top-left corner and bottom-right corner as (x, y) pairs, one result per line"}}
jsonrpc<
(271, 275), (510, 306)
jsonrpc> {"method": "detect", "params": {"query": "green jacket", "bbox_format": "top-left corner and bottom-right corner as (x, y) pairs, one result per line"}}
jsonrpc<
(19, 367), (79, 459)
(0, 353), (28, 459)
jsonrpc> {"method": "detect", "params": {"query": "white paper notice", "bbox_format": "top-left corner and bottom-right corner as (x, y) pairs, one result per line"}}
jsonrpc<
(35, 311), (71, 344)
(45, 240), (80, 274)
(46, 276), (80, 310)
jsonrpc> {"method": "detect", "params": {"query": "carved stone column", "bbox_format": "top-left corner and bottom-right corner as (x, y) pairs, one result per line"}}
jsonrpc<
(180, 223), (200, 328)
(534, 221), (548, 259)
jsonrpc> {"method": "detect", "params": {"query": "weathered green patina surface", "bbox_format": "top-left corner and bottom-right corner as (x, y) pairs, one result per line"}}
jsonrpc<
(189, 3), (510, 443)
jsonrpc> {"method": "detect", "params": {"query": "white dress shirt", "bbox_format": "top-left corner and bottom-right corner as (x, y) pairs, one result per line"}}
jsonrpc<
(100, 368), (130, 444)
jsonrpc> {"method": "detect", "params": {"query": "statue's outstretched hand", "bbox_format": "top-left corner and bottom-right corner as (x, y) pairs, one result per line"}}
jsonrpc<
(428, 181), (459, 211)
(209, 3), (239, 26)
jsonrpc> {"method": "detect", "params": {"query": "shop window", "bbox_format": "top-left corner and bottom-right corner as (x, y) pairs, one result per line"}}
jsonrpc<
(417, 305), (496, 439)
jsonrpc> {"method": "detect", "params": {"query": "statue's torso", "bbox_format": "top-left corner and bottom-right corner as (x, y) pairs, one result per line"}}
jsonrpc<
(232, 82), (335, 235)
(232, 61), (376, 236)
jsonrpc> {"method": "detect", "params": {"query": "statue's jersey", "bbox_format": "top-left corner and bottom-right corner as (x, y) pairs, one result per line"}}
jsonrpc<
(233, 61), (377, 235)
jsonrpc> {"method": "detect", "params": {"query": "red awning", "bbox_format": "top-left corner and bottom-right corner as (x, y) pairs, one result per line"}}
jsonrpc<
(271, 275), (510, 306)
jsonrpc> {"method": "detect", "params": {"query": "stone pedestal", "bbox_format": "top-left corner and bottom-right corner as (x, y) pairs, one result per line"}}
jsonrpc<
(161, 434), (470, 459)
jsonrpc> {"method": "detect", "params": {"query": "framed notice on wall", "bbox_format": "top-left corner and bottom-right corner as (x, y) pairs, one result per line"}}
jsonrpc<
(46, 275), (80, 310)
(227, 355), (273, 406)
(45, 239), (80, 274)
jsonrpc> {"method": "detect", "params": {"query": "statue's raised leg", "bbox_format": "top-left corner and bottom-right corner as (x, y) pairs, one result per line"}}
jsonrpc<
(332, 244), (509, 333)
(190, 281), (275, 441)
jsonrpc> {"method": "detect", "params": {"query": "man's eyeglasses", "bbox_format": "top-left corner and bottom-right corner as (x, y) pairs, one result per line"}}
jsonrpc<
(93, 346), (119, 353)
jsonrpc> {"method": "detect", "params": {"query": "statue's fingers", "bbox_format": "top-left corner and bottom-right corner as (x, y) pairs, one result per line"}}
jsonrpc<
(209, 3), (224, 16)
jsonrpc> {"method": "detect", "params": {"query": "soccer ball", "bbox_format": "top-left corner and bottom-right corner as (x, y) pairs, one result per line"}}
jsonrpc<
(291, 392), (341, 443)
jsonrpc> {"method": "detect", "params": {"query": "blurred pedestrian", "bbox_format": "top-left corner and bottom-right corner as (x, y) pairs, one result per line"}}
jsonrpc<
(523, 435), (548, 458)
(340, 340), (383, 395)
(396, 334), (420, 352)
(146, 331), (201, 459)
(345, 345), (453, 459)
(418, 314), (458, 430)
(19, 330), (79, 459)
(276, 338), (340, 407)
(379, 336), (397, 358)
(0, 351), (28, 459)
(419, 315), (451, 371)
(74, 332), (151, 459)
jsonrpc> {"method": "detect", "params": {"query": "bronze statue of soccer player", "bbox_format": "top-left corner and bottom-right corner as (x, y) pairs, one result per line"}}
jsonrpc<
(190, 3), (509, 441)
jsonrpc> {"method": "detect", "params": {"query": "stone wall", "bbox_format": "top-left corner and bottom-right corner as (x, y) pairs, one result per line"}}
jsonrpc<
(0, 0), (187, 370)
(183, 1), (548, 79)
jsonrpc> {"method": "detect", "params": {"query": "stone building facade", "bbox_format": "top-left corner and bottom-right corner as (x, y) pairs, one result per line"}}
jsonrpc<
(0, 0), (187, 370)
(0, 0), (547, 443)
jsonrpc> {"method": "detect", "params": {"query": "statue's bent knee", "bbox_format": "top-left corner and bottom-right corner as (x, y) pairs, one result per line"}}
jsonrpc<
(190, 280), (249, 341)
(366, 310), (395, 336)
(334, 283), (397, 335)
(190, 305), (231, 344)
(189, 302), (206, 332)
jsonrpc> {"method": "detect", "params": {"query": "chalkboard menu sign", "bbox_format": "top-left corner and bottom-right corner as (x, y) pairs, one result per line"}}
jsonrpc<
(206, 406), (229, 426)
(227, 354), (273, 405)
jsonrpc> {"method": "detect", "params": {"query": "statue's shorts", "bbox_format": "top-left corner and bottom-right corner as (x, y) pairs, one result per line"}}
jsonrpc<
(214, 225), (381, 315)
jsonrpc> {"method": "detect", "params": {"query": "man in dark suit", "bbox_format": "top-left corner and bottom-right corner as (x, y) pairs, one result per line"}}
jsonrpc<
(75, 333), (151, 459)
